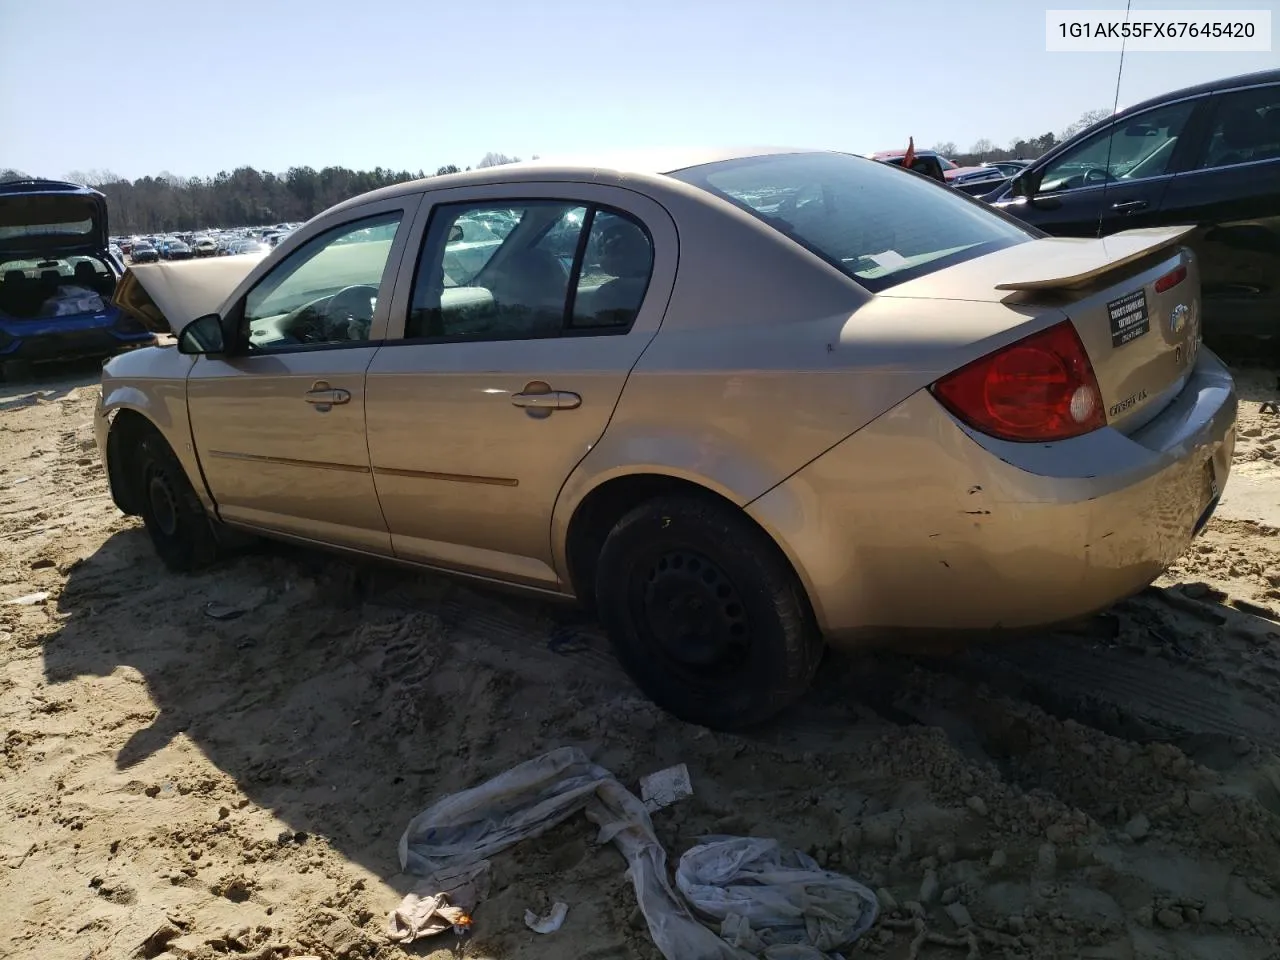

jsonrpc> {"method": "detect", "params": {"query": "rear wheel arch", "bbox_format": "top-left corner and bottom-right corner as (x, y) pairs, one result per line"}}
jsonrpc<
(563, 472), (816, 623)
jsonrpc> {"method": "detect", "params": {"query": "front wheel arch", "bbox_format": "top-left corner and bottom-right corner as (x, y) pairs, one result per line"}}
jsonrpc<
(105, 409), (158, 516)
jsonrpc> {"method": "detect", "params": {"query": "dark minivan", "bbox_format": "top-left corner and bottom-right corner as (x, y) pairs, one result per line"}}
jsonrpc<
(987, 69), (1280, 340)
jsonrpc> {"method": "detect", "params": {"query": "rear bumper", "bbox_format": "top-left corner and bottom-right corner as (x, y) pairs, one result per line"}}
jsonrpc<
(0, 309), (157, 362)
(748, 349), (1237, 643)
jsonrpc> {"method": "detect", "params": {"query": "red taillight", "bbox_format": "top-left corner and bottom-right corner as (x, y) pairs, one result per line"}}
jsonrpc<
(1154, 264), (1187, 293)
(930, 320), (1106, 442)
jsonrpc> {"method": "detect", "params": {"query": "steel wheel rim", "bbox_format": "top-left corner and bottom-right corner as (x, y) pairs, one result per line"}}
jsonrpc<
(630, 547), (751, 680)
(147, 469), (179, 537)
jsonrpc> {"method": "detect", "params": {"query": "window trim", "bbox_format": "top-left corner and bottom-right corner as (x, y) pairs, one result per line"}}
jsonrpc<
(228, 208), (408, 357)
(394, 198), (655, 346)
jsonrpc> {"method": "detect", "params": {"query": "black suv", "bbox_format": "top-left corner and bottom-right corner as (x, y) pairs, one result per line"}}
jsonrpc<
(987, 68), (1280, 340)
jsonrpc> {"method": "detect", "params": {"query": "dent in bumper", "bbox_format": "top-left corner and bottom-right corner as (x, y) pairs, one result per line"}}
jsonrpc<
(748, 351), (1237, 641)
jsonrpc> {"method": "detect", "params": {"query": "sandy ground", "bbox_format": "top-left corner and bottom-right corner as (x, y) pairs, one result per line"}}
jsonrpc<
(1, 358), (1279, 960)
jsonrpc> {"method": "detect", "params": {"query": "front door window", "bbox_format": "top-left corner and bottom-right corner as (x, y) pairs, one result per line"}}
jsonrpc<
(242, 212), (402, 350)
(1038, 100), (1197, 194)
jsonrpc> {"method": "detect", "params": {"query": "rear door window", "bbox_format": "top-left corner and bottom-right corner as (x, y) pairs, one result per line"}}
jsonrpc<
(406, 201), (654, 340)
(1197, 83), (1280, 170)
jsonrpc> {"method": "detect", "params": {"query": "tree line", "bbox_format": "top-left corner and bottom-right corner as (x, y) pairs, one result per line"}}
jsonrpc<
(0, 152), (524, 235)
(927, 108), (1112, 167)
(1, 109), (1111, 232)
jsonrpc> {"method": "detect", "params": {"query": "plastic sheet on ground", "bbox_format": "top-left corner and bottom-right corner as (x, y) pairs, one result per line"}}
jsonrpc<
(676, 836), (879, 959)
(393, 747), (878, 959)
(387, 860), (489, 943)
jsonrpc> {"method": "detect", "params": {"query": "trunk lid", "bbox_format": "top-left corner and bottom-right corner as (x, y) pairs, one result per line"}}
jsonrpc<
(0, 180), (109, 257)
(880, 226), (1202, 432)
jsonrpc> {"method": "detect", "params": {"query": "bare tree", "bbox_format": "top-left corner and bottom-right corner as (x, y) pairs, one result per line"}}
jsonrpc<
(930, 141), (958, 157)
(1059, 108), (1112, 142)
(969, 138), (995, 155)
(476, 152), (520, 169)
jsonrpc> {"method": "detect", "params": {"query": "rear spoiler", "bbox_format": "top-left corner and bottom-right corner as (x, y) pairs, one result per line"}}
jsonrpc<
(994, 225), (1195, 292)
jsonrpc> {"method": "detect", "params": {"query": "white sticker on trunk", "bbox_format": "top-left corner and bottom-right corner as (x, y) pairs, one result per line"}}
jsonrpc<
(1107, 288), (1150, 347)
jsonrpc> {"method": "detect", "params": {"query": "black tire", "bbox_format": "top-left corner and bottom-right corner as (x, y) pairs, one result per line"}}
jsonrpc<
(132, 428), (221, 572)
(595, 494), (823, 730)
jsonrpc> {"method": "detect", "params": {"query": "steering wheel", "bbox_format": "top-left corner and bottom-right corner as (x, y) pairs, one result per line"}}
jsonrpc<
(1082, 167), (1113, 186)
(325, 284), (379, 340)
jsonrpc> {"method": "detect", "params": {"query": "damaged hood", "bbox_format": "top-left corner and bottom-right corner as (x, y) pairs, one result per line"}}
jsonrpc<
(113, 252), (267, 334)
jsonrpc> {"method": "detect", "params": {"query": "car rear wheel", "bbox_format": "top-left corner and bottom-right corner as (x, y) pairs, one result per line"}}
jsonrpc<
(595, 494), (823, 729)
(132, 428), (221, 572)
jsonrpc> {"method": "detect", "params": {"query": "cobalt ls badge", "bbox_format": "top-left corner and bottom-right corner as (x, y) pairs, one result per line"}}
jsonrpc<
(1169, 303), (1189, 335)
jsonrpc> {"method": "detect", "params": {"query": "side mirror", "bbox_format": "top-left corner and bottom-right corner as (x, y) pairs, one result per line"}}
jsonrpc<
(178, 313), (226, 355)
(1010, 169), (1041, 199)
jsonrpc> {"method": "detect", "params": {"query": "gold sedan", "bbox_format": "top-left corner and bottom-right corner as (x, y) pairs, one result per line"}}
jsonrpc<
(98, 148), (1236, 729)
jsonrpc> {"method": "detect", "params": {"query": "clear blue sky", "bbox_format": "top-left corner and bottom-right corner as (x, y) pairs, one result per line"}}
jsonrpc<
(2, 0), (1276, 180)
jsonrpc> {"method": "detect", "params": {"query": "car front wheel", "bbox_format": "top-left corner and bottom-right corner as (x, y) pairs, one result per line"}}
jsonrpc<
(132, 428), (221, 572)
(595, 494), (823, 730)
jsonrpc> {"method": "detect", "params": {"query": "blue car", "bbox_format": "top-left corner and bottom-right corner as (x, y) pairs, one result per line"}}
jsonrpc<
(0, 179), (157, 379)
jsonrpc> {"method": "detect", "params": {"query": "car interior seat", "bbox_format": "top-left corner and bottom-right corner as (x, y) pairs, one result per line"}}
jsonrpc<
(491, 247), (567, 335)
(576, 220), (652, 328)
(1213, 108), (1267, 166)
(1, 269), (27, 317)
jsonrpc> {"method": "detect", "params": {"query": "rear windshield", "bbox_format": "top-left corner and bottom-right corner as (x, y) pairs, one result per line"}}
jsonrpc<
(670, 152), (1033, 292)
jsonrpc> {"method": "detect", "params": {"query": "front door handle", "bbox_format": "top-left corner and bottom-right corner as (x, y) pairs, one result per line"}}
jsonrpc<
(1111, 199), (1149, 213)
(304, 381), (351, 412)
(511, 390), (581, 410)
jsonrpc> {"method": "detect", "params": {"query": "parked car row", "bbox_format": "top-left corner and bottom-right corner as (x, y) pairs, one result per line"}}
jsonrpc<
(111, 223), (302, 263)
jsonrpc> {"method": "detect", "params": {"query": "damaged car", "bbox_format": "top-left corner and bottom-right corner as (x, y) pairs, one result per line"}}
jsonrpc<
(96, 149), (1236, 729)
(0, 179), (157, 379)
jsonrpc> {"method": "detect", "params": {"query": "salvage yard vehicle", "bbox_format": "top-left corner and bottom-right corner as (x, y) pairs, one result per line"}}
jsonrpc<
(96, 148), (1236, 729)
(0, 179), (157, 379)
(988, 68), (1280, 339)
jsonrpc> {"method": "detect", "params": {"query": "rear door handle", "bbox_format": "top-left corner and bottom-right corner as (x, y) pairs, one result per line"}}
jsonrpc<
(510, 390), (581, 410)
(1111, 200), (1149, 213)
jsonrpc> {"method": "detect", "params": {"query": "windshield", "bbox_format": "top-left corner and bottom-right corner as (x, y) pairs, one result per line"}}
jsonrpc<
(671, 152), (1033, 292)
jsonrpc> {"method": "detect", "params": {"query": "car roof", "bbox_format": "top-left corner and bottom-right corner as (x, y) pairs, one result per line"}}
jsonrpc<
(322, 146), (817, 215)
(1119, 67), (1280, 117)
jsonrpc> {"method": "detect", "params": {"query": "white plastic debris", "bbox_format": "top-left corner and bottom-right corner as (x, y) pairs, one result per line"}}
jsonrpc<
(392, 748), (879, 959)
(387, 861), (489, 943)
(676, 836), (879, 958)
(523, 901), (568, 934)
(3, 591), (49, 606)
(394, 746), (743, 958)
(639, 763), (694, 812)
